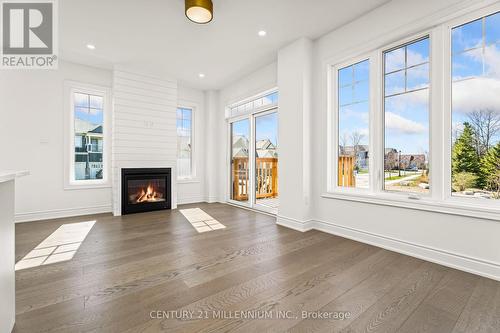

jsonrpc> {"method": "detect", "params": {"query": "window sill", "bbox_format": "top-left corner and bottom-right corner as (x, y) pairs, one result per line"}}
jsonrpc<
(321, 191), (500, 221)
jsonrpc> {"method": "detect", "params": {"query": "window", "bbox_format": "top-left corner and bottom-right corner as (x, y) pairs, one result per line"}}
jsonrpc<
(337, 59), (370, 189)
(383, 37), (430, 194)
(229, 91), (278, 118)
(451, 11), (500, 200)
(326, 4), (500, 219)
(72, 91), (105, 182)
(177, 107), (193, 179)
(65, 82), (109, 188)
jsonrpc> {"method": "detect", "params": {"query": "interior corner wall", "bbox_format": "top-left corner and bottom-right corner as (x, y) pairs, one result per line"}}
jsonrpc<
(276, 38), (313, 226)
(0, 61), (113, 222)
(204, 90), (221, 203)
(310, 0), (500, 280)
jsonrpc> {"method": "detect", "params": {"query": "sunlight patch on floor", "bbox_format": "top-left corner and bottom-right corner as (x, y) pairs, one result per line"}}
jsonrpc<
(180, 208), (226, 233)
(15, 220), (96, 270)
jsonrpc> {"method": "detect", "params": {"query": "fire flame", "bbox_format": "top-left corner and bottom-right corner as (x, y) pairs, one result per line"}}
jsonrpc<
(136, 183), (162, 203)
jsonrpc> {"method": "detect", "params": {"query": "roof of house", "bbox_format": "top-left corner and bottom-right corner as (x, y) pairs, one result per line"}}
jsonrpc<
(75, 119), (102, 134)
(256, 139), (276, 150)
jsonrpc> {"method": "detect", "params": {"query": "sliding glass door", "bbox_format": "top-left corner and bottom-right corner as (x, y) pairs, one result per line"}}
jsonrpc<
(229, 110), (279, 214)
(230, 119), (250, 203)
(254, 112), (278, 212)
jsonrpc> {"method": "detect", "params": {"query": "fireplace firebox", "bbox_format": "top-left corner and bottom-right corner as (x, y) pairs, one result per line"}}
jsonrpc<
(121, 168), (171, 215)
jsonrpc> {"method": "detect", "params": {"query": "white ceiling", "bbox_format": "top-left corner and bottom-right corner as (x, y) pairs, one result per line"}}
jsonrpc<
(60, 0), (390, 90)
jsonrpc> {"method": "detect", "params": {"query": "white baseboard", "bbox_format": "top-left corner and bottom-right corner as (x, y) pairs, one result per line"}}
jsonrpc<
(177, 195), (206, 205)
(206, 196), (219, 203)
(310, 218), (500, 282)
(276, 215), (314, 232)
(15, 204), (112, 223)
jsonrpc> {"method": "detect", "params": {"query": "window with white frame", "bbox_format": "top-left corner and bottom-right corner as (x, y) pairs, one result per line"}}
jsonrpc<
(69, 88), (107, 184)
(451, 11), (500, 201)
(337, 59), (370, 189)
(177, 107), (193, 179)
(229, 91), (278, 118)
(327, 4), (500, 218)
(383, 37), (430, 194)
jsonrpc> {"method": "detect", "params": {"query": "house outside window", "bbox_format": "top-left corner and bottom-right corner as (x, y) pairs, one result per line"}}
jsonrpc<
(65, 82), (110, 188)
(337, 59), (370, 189)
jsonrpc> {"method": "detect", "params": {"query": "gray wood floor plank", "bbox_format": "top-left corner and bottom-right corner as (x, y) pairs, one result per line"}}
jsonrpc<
(13, 203), (500, 333)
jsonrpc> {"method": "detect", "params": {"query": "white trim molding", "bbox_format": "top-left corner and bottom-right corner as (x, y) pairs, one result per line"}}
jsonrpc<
(275, 215), (500, 281)
(276, 214), (314, 232)
(311, 218), (500, 282)
(63, 80), (112, 190)
(15, 204), (112, 223)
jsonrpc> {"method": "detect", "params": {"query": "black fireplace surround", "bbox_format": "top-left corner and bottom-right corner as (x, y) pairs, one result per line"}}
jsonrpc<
(121, 168), (171, 215)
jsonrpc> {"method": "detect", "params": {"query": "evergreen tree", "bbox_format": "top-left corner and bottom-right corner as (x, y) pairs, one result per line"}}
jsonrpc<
(452, 123), (481, 179)
(481, 142), (500, 192)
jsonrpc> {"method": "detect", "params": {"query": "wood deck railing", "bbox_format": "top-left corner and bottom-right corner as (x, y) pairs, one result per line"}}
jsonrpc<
(338, 155), (356, 187)
(232, 157), (278, 201)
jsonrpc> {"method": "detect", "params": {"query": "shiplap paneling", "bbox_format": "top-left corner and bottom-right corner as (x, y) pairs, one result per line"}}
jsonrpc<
(112, 70), (178, 215)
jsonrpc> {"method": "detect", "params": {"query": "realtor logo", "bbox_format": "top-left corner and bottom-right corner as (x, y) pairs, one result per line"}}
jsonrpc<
(1, 0), (58, 69)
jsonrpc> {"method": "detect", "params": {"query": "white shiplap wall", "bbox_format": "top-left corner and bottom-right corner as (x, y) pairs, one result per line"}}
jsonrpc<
(112, 69), (178, 215)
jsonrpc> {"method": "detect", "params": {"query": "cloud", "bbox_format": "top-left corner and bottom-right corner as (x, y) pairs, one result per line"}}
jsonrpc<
(452, 44), (500, 114)
(453, 77), (500, 113)
(385, 112), (426, 134)
(385, 88), (428, 113)
(385, 47), (427, 73)
(340, 106), (369, 124)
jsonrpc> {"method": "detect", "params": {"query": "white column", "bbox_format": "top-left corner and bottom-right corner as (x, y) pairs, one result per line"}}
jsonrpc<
(276, 37), (313, 229)
(204, 90), (221, 202)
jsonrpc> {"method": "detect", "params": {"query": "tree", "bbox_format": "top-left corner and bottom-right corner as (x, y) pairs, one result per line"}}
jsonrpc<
(481, 142), (500, 193)
(467, 109), (500, 158)
(339, 132), (349, 155)
(350, 131), (365, 170)
(452, 122), (481, 184)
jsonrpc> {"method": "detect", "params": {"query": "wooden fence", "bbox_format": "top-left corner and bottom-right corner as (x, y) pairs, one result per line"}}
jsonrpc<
(255, 158), (278, 199)
(338, 155), (356, 187)
(232, 157), (278, 201)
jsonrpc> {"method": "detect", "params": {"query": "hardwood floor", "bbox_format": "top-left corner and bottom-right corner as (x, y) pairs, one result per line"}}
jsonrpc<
(13, 203), (500, 333)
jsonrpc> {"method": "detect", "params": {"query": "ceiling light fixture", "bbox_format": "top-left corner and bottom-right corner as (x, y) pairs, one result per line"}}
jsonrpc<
(185, 0), (213, 24)
(86, 44), (96, 50)
(198, 73), (205, 78)
(258, 30), (267, 37)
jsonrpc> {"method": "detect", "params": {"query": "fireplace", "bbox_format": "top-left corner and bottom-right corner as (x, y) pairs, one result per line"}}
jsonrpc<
(121, 168), (171, 215)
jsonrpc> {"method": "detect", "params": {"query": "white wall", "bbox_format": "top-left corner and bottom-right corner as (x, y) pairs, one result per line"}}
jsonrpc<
(178, 85), (206, 204)
(276, 38), (313, 224)
(310, 0), (500, 279)
(0, 179), (15, 332)
(0, 61), (113, 222)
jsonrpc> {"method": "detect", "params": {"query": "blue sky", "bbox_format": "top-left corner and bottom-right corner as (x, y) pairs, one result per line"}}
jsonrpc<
(74, 93), (103, 125)
(452, 12), (500, 145)
(231, 113), (278, 147)
(338, 12), (500, 156)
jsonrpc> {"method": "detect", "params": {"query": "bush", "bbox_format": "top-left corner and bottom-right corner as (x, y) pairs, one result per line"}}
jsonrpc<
(452, 172), (478, 192)
(485, 170), (500, 198)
